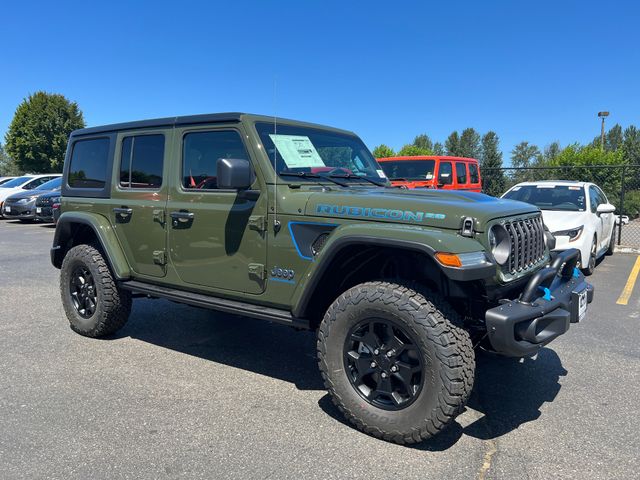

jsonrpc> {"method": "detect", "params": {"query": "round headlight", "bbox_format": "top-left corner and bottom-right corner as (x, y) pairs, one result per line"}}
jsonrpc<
(489, 224), (511, 265)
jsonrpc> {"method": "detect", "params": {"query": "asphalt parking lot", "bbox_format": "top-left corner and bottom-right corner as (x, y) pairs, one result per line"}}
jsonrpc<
(1, 220), (639, 480)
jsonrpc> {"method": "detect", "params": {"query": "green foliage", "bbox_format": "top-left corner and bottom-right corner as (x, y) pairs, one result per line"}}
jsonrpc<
(397, 144), (433, 156)
(622, 190), (640, 218)
(433, 142), (444, 155)
(458, 128), (481, 159)
(480, 131), (506, 196)
(622, 126), (640, 164)
(543, 141), (561, 162)
(510, 141), (541, 183)
(445, 131), (460, 156)
(5, 91), (85, 173)
(0, 143), (20, 176)
(372, 144), (395, 159)
(412, 134), (433, 152)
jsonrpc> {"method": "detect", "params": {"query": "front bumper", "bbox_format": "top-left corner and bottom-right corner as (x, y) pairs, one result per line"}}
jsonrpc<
(485, 249), (594, 357)
(3, 202), (37, 219)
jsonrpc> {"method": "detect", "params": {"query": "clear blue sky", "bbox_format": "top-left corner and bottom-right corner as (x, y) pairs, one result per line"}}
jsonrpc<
(1, 0), (638, 164)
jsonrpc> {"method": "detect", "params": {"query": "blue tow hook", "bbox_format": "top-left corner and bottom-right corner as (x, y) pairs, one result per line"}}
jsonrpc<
(538, 286), (552, 301)
(573, 267), (580, 278)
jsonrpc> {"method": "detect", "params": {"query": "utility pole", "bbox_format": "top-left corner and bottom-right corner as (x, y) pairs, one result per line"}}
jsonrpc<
(598, 111), (609, 149)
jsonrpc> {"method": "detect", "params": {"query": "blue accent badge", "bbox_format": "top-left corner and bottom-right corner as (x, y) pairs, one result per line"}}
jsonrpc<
(538, 286), (552, 301)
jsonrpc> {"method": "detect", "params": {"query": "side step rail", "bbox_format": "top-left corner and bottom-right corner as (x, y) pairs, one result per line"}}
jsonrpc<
(119, 280), (310, 329)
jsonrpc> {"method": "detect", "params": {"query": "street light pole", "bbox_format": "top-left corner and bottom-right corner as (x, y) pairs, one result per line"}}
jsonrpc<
(598, 111), (609, 149)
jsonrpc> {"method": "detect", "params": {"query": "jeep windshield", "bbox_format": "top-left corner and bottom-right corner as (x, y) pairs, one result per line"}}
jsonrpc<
(503, 185), (586, 211)
(255, 122), (387, 186)
(379, 160), (436, 181)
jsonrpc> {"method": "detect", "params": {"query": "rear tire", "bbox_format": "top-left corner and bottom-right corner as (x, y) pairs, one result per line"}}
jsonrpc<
(60, 244), (132, 337)
(317, 281), (475, 444)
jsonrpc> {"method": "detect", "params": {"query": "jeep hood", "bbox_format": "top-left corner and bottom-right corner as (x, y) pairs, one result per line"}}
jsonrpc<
(304, 188), (539, 231)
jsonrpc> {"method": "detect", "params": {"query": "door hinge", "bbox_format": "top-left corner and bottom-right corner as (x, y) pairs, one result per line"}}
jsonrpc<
(248, 215), (267, 233)
(153, 209), (165, 225)
(152, 250), (167, 266)
(248, 263), (266, 280)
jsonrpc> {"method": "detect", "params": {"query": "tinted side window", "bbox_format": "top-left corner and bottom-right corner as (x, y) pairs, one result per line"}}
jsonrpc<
(469, 163), (479, 183)
(120, 135), (164, 189)
(596, 186), (608, 204)
(455, 162), (467, 184)
(182, 131), (249, 189)
(69, 138), (110, 189)
(438, 162), (453, 185)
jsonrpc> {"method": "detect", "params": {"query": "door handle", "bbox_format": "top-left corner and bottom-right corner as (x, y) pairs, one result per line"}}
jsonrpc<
(113, 207), (133, 216)
(170, 211), (195, 220)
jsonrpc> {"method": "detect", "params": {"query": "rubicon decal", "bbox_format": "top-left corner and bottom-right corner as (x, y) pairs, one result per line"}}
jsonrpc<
(316, 204), (446, 221)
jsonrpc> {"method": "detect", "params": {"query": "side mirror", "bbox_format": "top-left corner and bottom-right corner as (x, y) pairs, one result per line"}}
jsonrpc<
(216, 158), (253, 190)
(596, 203), (616, 214)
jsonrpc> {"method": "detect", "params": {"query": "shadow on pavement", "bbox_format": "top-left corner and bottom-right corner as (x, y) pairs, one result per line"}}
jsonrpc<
(115, 298), (567, 450)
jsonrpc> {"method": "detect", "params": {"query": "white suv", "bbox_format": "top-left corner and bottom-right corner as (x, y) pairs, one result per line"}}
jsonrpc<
(502, 181), (616, 275)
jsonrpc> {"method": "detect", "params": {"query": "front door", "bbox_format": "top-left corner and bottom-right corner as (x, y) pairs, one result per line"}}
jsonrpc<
(167, 126), (267, 294)
(110, 130), (169, 278)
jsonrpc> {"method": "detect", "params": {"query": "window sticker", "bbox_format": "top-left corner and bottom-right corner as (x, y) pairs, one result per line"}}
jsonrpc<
(269, 134), (325, 168)
(376, 169), (387, 178)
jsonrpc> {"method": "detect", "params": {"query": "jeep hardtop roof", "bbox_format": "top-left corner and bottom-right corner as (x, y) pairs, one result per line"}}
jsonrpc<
(71, 113), (355, 137)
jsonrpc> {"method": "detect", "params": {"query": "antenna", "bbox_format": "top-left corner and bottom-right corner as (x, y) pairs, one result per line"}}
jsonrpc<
(272, 77), (281, 233)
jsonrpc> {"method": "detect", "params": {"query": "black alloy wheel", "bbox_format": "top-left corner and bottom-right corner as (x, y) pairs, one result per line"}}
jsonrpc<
(344, 318), (424, 410)
(69, 266), (97, 318)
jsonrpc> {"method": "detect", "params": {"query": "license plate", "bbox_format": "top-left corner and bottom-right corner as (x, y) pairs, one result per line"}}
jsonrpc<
(36, 207), (42, 214)
(4, 206), (10, 213)
(575, 288), (588, 322)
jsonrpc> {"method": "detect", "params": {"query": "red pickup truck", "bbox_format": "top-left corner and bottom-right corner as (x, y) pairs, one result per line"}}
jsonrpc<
(377, 155), (482, 192)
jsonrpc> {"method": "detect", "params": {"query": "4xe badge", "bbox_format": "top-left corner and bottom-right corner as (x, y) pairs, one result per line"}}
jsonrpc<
(271, 266), (295, 281)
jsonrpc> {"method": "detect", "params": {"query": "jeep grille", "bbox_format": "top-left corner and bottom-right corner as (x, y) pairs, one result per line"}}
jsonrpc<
(504, 215), (546, 274)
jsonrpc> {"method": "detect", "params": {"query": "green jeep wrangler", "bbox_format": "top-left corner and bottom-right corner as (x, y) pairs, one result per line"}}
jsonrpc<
(51, 113), (594, 444)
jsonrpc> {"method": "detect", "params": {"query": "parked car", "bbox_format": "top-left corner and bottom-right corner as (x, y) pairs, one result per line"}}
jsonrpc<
(616, 215), (629, 226)
(0, 176), (17, 186)
(51, 113), (593, 444)
(502, 181), (616, 275)
(0, 174), (62, 218)
(3, 177), (62, 222)
(377, 156), (482, 192)
(35, 189), (62, 223)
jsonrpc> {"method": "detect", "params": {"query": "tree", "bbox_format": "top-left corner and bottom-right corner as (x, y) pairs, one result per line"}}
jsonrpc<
(0, 143), (19, 176)
(4, 91), (85, 173)
(433, 142), (444, 155)
(543, 141), (561, 162)
(622, 125), (640, 165)
(458, 128), (481, 159)
(479, 131), (506, 197)
(397, 144), (432, 156)
(412, 134), (433, 152)
(372, 144), (395, 158)
(605, 124), (624, 152)
(445, 131), (460, 156)
(510, 141), (541, 183)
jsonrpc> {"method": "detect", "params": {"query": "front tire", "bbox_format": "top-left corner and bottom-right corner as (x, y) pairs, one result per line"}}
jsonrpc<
(317, 281), (475, 444)
(606, 227), (616, 255)
(60, 244), (132, 337)
(582, 237), (597, 276)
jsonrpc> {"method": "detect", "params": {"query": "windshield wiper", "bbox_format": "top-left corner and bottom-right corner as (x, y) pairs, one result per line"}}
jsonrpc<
(278, 171), (349, 187)
(328, 173), (387, 187)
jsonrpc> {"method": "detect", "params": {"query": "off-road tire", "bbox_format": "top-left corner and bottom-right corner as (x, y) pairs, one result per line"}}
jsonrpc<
(317, 281), (475, 444)
(606, 228), (616, 256)
(60, 244), (132, 337)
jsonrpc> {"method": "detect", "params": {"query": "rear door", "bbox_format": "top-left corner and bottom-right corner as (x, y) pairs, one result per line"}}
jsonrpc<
(455, 162), (468, 190)
(110, 130), (170, 278)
